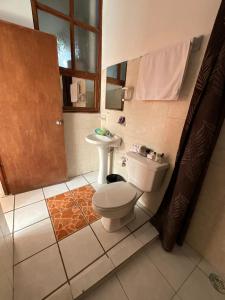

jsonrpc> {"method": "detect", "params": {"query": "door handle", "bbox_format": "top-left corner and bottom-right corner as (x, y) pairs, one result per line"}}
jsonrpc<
(56, 119), (64, 126)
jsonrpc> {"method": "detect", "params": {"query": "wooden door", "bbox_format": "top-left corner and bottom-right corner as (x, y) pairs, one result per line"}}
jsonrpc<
(0, 20), (67, 194)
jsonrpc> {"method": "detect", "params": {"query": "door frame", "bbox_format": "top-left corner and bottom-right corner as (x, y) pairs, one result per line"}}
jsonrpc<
(0, 157), (9, 195)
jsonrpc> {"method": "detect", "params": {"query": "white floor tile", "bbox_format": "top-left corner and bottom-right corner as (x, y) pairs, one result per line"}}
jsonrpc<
(198, 258), (223, 277)
(15, 189), (44, 209)
(14, 245), (67, 300)
(0, 212), (13, 235)
(137, 201), (152, 216)
(14, 201), (49, 232)
(83, 171), (98, 184)
(178, 268), (225, 300)
(43, 183), (69, 198)
(66, 176), (88, 190)
(59, 226), (104, 278)
(133, 222), (158, 245)
(126, 206), (150, 231)
(91, 220), (130, 251)
(144, 239), (196, 291)
(14, 218), (56, 263)
(107, 234), (142, 267)
(0, 230), (13, 284)
(80, 275), (127, 300)
(117, 252), (174, 300)
(0, 195), (14, 213)
(0, 265), (13, 300)
(70, 255), (114, 299)
(181, 243), (201, 266)
(172, 295), (181, 300)
(46, 284), (73, 300)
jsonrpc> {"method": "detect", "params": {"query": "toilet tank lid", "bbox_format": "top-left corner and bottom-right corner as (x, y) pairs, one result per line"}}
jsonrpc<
(126, 152), (169, 171)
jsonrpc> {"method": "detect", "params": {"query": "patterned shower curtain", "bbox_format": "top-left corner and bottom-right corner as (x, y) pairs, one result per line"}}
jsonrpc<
(151, 0), (225, 251)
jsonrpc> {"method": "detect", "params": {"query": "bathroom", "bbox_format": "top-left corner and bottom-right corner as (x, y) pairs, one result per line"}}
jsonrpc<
(0, 0), (225, 299)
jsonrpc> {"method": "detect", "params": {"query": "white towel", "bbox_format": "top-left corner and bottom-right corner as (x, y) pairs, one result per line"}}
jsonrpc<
(135, 40), (191, 100)
(70, 81), (78, 103)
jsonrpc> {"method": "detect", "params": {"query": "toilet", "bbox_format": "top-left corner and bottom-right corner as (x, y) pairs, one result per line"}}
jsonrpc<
(92, 152), (169, 232)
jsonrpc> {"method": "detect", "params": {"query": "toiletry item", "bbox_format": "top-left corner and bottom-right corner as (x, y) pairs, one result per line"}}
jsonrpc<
(121, 156), (127, 167)
(139, 145), (148, 157)
(118, 116), (126, 125)
(146, 147), (152, 155)
(155, 153), (165, 163)
(147, 151), (156, 160)
(130, 144), (142, 153)
(95, 128), (113, 137)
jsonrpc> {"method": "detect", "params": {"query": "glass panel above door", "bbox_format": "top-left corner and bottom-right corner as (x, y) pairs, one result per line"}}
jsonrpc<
(74, 0), (99, 27)
(38, 10), (71, 68)
(38, 0), (70, 15)
(107, 65), (118, 79)
(74, 27), (97, 73)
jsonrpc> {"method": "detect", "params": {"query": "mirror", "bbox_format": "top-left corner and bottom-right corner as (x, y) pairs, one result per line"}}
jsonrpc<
(62, 75), (95, 109)
(105, 61), (127, 110)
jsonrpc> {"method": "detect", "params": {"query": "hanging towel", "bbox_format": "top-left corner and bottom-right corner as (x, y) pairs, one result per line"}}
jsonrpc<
(135, 40), (191, 100)
(70, 81), (78, 103)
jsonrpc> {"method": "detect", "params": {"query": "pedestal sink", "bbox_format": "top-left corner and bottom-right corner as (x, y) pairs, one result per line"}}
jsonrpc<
(85, 134), (122, 184)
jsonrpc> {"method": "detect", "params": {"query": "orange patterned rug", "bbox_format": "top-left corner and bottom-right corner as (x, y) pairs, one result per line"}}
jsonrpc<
(46, 185), (100, 241)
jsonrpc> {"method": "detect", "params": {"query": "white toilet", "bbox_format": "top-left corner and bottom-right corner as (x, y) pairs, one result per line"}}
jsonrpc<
(92, 152), (169, 232)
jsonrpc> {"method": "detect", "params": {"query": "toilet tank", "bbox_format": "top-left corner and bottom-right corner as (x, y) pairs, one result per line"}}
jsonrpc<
(126, 152), (169, 192)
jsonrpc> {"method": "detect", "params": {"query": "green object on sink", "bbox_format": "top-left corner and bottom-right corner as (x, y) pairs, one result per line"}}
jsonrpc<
(95, 128), (112, 137)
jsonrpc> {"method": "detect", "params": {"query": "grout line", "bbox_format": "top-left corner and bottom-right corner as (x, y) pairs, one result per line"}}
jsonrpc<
(68, 253), (106, 282)
(14, 241), (57, 266)
(42, 186), (70, 200)
(13, 216), (50, 234)
(75, 239), (159, 300)
(142, 248), (177, 293)
(13, 198), (46, 212)
(143, 241), (203, 297)
(88, 223), (106, 254)
(43, 191), (70, 284)
(69, 184), (107, 255)
(41, 281), (68, 300)
(175, 264), (199, 296)
(115, 273), (130, 300)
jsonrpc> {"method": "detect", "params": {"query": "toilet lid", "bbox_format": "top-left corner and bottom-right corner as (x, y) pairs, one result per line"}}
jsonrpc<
(93, 181), (137, 209)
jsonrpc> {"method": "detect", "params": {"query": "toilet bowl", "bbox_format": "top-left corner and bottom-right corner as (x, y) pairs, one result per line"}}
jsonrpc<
(92, 152), (169, 232)
(92, 181), (138, 232)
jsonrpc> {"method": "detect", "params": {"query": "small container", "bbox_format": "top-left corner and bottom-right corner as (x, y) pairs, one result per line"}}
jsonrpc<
(155, 153), (165, 163)
(147, 151), (156, 160)
(139, 145), (148, 157)
(106, 174), (126, 184)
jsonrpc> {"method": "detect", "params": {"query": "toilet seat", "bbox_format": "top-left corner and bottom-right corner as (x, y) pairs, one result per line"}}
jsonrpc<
(92, 181), (137, 211)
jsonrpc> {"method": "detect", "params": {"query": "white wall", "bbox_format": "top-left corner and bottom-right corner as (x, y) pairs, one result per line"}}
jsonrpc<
(0, 0), (33, 28)
(102, 0), (221, 68)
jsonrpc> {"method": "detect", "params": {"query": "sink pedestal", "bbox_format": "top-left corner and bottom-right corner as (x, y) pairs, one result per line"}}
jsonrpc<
(97, 147), (108, 184)
(85, 133), (122, 185)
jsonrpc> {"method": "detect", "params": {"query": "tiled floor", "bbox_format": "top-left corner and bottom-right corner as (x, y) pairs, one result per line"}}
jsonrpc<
(0, 170), (224, 300)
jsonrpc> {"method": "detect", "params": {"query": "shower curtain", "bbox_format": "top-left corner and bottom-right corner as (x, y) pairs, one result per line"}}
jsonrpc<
(151, 0), (225, 251)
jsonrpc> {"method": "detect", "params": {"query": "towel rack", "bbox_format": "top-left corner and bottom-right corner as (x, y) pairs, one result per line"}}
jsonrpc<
(139, 35), (204, 58)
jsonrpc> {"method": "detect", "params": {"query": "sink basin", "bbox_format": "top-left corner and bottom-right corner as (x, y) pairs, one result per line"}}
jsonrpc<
(85, 134), (121, 147)
(85, 133), (122, 184)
